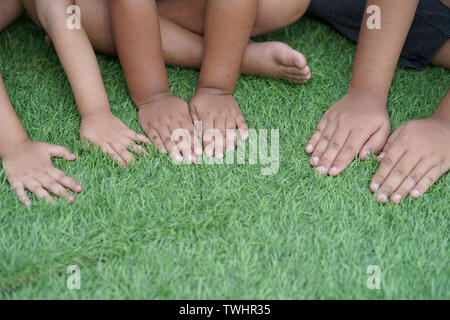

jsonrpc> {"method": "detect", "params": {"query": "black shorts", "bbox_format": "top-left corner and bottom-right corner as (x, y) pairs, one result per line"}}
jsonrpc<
(307, 0), (450, 69)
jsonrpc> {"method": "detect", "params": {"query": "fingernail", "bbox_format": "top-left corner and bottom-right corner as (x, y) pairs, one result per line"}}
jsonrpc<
(371, 182), (379, 192)
(195, 147), (203, 156)
(216, 153), (224, 159)
(362, 149), (371, 158)
(70, 153), (76, 159)
(76, 185), (82, 192)
(329, 166), (339, 175)
(206, 149), (213, 157)
(162, 149), (168, 154)
(377, 152), (386, 161)
(69, 196), (75, 203)
(306, 145), (313, 153)
(392, 194), (402, 204)
(175, 155), (183, 163)
(378, 193), (387, 203)
(317, 166), (327, 175)
(25, 201), (32, 207)
(411, 189), (420, 198)
(311, 157), (319, 166)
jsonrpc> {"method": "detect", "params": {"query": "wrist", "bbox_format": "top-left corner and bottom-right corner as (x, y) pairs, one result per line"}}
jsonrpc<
(345, 88), (388, 108)
(195, 87), (233, 96)
(136, 90), (173, 110)
(0, 136), (31, 159)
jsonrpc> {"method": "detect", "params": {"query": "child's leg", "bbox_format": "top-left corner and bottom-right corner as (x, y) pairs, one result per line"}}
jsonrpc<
(431, 39), (450, 69)
(71, 0), (310, 83)
(156, 0), (311, 82)
(0, 0), (24, 32)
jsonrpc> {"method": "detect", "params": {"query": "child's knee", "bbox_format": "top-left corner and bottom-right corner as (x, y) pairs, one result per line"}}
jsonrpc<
(255, 0), (310, 35)
(33, 0), (75, 31)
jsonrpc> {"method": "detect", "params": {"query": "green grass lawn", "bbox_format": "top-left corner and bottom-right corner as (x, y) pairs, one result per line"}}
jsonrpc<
(0, 14), (449, 299)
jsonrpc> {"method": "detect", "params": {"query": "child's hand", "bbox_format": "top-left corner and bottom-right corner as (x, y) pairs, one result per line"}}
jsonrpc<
(138, 93), (200, 163)
(305, 93), (391, 176)
(2, 140), (82, 206)
(370, 115), (450, 204)
(80, 112), (149, 168)
(189, 88), (249, 159)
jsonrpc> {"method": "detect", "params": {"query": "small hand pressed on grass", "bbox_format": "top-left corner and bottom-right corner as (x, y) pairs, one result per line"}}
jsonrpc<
(138, 92), (201, 164)
(189, 88), (249, 159)
(2, 140), (82, 206)
(306, 93), (391, 176)
(371, 114), (450, 204)
(80, 112), (149, 168)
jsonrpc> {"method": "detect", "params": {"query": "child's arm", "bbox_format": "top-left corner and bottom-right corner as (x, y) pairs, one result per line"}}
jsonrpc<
(0, 73), (81, 206)
(306, 0), (419, 176)
(109, 0), (198, 163)
(189, 0), (256, 158)
(370, 89), (450, 204)
(32, 0), (148, 167)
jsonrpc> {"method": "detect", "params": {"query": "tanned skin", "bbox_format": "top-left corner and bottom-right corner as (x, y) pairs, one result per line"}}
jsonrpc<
(305, 0), (450, 204)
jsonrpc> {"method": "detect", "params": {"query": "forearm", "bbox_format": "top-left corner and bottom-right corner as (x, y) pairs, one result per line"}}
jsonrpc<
(110, 0), (169, 108)
(36, 2), (110, 118)
(433, 89), (450, 121)
(198, 0), (258, 94)
(348, 0), (419, 100)
(0, 73), (29, 158)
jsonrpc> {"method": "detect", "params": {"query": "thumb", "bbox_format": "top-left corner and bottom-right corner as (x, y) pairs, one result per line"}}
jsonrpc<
(359, 125), (390, 160)
(47, 144), (76, 161)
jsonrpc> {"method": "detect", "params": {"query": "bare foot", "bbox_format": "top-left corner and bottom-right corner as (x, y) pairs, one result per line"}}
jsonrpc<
(242, 41), (311, 84)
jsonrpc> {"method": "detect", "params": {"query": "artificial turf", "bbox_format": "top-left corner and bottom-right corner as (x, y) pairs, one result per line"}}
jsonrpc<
(0, 14), (449, 299)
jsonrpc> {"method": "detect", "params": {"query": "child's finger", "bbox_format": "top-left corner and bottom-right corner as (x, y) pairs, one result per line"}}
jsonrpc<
(359, 125), (390, 161)
(410, 165), (442, 199)
(129, 130), (150, 145)
(11, 181), (32, 206)
(235, 112), (248, 141)
(376, 152), (419, 203)
(305, 117), (328, 154)
(25, 179), (54, 204)
(316, 124), (350, 175)
(49, 169), (82, 193)
(131, 143), (149, 156)
(147, 128), (167, 154)
(329, 133), (362, 176)
(202, 119), (214, 157)
(42, 178), (75, 203)
(370, 147), (406, 194)
(112, 142), (135, 166)
(214, 118), (226, 159)
(101, 143), (127, 168)
(310, 120), (337, 167)
(182, 121), (201, 158)
(226, 117), (237, 150)
(47, 144), (76, 161)
(160, 127), (184, 163)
